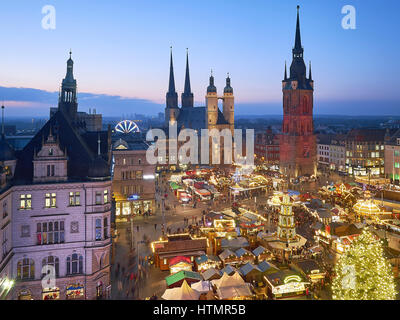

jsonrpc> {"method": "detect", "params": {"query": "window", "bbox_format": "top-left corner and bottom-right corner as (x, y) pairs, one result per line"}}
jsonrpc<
(95, 219), (102, 241)
(49, 148), (54, 156)
(17, 258), (35, 280)
(2, 201), (8, 219)
(95, 192), (102, 205)
(42, 256), (59, 278)
(103, 217), (108, 239)
(37, 221), (64, 245)
(69, 192), (80, 206)
(395, 162), (400, 169)
(47, 165), (55, 177)
(21, 225), (30, 238)
(103, 190), (109, 204)
(136, 171), (143, 180)
(67, 253), (83, 275)
(20, 194), (32, 209)
(2, 230), (7, 258)
(45, 193), (57, 208)
(395, 151), (400, 157)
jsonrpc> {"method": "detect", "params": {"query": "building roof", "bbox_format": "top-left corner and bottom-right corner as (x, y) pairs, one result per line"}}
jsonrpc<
(176, 107), (206, 131)
(165, 270), (202, 287)
(195, 254), (220, 265)
(294, 259), (323, 275)
(13, 110), (109, 184)
(219, 249), (237, 261)
(220, 237), (249, 249)
(257, 261), (278, 273)
(154, 236), (207, 255)
(235, 248), (253, 258)
(252, 246), (268, 257)
(239, 262), (261, 276)
(201, 268), (222, 281)
(220, 265), (238, 276)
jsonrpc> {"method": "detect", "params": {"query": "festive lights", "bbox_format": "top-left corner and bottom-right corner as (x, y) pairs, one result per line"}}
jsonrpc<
(332, 228), (396, 300)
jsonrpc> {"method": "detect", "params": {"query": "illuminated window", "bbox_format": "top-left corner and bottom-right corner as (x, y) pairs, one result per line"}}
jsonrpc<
(37, 221), (64, 245)
(103, 190), (109, 203)
(45, 193), (57, 208)
(42, 256), (59, 278)
(69, 192), (80, 206)
(17, 258), (35, 280)
(395, 162), (400, 169)
(20, 194), (32, 209)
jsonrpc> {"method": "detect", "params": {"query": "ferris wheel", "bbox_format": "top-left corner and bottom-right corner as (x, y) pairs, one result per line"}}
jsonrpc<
(115, 120), (140, 134)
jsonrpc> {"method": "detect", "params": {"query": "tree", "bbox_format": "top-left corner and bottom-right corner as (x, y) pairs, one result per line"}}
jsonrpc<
(332, 228), (396, 300)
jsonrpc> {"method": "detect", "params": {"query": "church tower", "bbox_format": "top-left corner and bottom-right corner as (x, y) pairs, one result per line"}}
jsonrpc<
(279, 6), (316, 178)
(181, 49), (194, 108)
(222, 73), (234, 135)
(165, 48), (179, 126)
(206, 71), (218, 130)
(58, 51), (78, 119)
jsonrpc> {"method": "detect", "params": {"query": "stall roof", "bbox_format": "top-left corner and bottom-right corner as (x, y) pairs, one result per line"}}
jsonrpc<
(294, 260), (324, 275)
(235, 248), (253, 258)
(221, 237), (249, 249)
(219, 249), (237, 261)
(202, 268), (222, 281)
(258, 261), (278, 273)
(165, 270), (202, 287)
(252, 246), (268, 257)
(220, 265), (238, 276)
(195, 254), (220, 265)
(240, 263), (261, 276)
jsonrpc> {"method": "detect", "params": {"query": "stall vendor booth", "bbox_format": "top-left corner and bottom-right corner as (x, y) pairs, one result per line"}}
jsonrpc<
(169, 256), (193, 274)
(291, 259), (326, 284)
(65, 284), (85, 300)
(264, 271), (309, 300)
(195, 254), (222, 271)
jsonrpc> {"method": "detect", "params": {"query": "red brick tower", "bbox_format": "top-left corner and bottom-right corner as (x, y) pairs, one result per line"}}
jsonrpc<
(279, 6), (316, 179)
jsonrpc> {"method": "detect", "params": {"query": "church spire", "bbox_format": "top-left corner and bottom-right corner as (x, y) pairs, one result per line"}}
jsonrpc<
(309, 61), (312, 80)
(181, 48), (194, 108)
(289, 5), (306, 82)
(294, 5), (302, 52)
(168, 47), (176, 94)
(166, 47), (178, 109)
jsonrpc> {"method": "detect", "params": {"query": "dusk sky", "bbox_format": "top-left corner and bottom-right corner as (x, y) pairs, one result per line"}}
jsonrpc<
(0, 0), (398, 117)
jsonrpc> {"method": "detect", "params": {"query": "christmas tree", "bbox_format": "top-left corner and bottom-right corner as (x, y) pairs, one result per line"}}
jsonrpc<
(332, 228), (397, 300)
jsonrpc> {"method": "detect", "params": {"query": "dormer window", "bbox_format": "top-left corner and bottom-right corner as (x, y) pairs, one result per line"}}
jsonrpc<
(49, 148), (54, 156)
(47, 165), (55, 177)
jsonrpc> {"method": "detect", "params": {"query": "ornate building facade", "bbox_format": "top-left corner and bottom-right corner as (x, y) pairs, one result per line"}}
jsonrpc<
(279, 6), (317, 179)
(0, 53), (112, 300)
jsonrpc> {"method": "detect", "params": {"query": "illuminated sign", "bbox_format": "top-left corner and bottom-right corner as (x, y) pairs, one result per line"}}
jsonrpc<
(127, 194), (140, 201)
(284, 275), (302, 284)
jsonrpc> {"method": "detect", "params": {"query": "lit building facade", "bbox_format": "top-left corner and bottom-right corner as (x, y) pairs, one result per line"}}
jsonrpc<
(0, 53), (112, 300)
(112, 134), (155, 220)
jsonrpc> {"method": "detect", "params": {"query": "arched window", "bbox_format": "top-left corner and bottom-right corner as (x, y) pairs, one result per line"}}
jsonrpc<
(17, 258), (35, 280)
(42, 256), (59, 278)
(67, 253), (83, 275)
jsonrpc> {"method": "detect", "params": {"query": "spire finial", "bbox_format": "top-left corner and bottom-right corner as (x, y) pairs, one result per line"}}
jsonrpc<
(294, 5), (302, 51)
(211, 69), (213, 77)
(69, 49), (72, 59)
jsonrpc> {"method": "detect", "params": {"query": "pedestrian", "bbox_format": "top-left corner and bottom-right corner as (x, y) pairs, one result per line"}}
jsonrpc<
(154, 223), (157, 230)
(137, 225), (139, 232)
